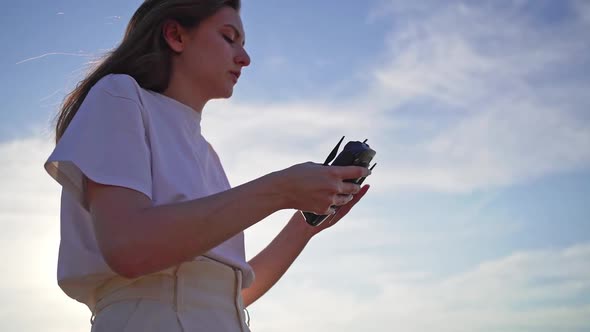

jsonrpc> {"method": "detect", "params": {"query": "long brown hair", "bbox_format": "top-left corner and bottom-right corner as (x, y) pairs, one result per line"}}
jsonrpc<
(54, 0), (240, 143)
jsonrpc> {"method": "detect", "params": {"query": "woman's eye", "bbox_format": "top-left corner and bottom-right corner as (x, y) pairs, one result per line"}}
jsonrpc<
(222, 35), (234, 44)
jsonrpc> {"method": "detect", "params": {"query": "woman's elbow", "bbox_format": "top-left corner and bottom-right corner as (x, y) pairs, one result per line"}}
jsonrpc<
(101, 245), (144, 279)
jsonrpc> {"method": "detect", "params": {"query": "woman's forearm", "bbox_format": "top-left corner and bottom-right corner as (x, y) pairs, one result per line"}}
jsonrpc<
(105, 172), (287, 278)
(92, 163), (368, 278)
(242, 212), (314, 306)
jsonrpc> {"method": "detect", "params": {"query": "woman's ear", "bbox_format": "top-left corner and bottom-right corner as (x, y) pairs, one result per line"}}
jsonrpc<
(162, 20), (188, 53)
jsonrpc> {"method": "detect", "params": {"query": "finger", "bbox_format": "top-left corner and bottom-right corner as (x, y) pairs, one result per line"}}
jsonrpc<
(324, 185), (371, 227)
(325, 212), (338, 226)
(340, 185), (370, 210)
(356, 184), (370, 198)
(339, 182), (361, 195)
(351, 184), (370, 203)
(333, 194), (354, 206)
(326, 206), (337, 215)
(330, 165), (371, 181)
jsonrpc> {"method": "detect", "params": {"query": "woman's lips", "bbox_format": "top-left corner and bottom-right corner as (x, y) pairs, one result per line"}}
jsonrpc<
(230, 71), (240, 83)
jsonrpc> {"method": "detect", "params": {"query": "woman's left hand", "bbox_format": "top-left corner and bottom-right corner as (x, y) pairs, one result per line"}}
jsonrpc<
(307, 184), (371, 236)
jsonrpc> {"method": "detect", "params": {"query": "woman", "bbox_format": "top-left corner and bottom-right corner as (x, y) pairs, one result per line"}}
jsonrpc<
(44, 0), (371, 331)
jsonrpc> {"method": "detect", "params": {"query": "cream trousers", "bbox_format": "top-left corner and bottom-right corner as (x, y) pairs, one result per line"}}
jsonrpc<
(90, 257), (251, 332)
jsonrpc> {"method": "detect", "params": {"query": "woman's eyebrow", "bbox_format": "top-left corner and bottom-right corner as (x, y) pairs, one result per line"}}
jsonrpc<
(223, 24), (245, 46)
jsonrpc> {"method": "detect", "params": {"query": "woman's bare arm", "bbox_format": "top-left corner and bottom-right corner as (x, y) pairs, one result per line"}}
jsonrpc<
(242, 185), (370, 306)
(86, 163), (369, 279)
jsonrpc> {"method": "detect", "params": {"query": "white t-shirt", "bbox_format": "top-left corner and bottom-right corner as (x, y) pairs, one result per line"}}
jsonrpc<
(44, 74), (255, 311)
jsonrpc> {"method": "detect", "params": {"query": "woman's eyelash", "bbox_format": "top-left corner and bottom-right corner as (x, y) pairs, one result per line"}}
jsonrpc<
(222, 35), (234, 43)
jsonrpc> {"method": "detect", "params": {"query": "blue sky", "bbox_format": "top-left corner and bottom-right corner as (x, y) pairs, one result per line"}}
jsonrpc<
(1, 1), (589, 331)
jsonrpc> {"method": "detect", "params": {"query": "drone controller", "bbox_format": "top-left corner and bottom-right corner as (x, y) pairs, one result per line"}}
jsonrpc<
(301, 136), (377, 226)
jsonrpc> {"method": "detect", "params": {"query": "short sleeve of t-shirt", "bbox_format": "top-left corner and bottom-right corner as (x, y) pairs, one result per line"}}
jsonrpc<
(44, 76), (152, 211)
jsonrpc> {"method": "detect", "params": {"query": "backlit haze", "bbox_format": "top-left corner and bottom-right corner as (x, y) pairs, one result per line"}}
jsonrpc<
(1, 1), (589, 331)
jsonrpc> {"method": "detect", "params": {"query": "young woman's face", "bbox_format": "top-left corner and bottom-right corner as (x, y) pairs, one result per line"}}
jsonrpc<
(176, 6), (250, 100)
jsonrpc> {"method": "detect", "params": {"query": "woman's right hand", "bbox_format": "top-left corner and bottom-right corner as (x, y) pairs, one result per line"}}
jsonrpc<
(271, 162), (371, 215)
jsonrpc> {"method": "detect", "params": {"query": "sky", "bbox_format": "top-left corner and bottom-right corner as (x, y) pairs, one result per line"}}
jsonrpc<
(1, 0), (589, 331)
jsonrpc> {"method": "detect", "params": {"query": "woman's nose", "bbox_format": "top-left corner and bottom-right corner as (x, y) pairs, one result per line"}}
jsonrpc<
(235, 48), (251, 67)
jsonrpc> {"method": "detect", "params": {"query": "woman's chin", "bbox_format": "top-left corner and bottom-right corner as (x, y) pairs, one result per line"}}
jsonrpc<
(207, 84), (234, 100)
(218, 87), (234, 99)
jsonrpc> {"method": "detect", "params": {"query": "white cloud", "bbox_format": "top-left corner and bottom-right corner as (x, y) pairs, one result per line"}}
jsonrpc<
(0, 137), (89, 331)
(361, 0), (590, 193)
(247, 243), (590, 332)
(0, 134), (524, 332)
(573, 0), (590, 24)
(378, 100), (590, 192)
(265, 55), (288, 68)
(3, 1), (589, 331)
(1, 104), (585, 331)
(201, 1), (590, 194)
(202, 99), (386, 187)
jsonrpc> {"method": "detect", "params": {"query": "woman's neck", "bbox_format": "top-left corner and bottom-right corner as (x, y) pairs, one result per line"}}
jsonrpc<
(163, 71), (207, 114)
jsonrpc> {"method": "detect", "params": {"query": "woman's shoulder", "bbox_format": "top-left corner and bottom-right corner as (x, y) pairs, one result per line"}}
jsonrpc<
(93, 74), (144, 103)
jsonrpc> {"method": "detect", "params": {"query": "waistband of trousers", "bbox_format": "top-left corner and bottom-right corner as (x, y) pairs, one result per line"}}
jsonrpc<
(92, 257), (243, 316)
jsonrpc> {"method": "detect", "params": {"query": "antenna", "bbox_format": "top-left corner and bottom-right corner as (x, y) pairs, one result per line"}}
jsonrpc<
(323, 136), (345, 165)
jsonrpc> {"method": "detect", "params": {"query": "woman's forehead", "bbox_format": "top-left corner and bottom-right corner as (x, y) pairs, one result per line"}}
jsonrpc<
(207, 7), (245, 34)
(202, 6), (245, 43)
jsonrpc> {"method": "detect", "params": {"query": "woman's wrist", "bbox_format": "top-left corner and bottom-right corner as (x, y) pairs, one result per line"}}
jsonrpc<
(288, 211), (317, 240)
(259, 170), (293, 210)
